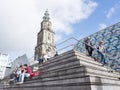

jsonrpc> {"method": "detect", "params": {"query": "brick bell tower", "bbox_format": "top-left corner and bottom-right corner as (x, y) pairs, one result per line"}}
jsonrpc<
(34, 10), (55, 60)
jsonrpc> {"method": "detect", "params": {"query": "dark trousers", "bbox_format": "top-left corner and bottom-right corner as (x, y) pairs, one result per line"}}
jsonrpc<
(85, 46), (93, 56)
(39, 58), (43, 64)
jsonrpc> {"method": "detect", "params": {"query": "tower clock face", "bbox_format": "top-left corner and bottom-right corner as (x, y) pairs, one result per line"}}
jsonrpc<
(44, 22), (47, 29)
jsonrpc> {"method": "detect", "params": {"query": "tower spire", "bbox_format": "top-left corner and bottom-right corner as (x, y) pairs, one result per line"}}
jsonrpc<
(34, 10), (55, 61)
(43, 9), (50, 21)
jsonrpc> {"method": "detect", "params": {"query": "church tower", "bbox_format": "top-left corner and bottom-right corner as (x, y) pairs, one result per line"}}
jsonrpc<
(34, 10), (55, 60)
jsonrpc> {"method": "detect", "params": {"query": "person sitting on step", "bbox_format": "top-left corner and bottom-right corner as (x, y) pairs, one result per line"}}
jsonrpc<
(43, 48), (52, 62)
(38, 54), (44, 64)
(16, 64), (31, 84)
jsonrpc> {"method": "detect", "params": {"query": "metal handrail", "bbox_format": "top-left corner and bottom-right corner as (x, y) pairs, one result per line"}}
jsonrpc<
(55, 37), (117, 71)
(55, 37), (80, 53)
(57, 44), (74, 52)
(55, 37), (79, 46)
(56, 37), (99, 53)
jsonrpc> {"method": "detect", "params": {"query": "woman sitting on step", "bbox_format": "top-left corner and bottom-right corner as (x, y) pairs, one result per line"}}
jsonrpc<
(16, 64), (31, 84)
(43, 49), (53, 63)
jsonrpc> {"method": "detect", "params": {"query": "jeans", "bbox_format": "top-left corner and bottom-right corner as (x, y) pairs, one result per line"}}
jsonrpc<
(97, 51), (107, 65)
(86, 46), (93, 56)
(39, 58), (43, 64)
(19, 73), (30, 82)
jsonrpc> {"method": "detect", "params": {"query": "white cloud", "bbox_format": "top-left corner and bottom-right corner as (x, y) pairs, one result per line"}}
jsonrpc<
(99, 23), (107, 30)
(106, 2), (120, 18)
(0, 0), (97, 59)
(55, 34), (62, 43)
(106, 7), (115, 18)
(51, 0), (98, 35)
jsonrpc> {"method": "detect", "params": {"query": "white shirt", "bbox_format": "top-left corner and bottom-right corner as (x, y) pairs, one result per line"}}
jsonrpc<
(97, 45), (105, 53)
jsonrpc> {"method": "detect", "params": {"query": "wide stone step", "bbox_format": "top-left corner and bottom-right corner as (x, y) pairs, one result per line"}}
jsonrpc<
(9, 63), (119, 86)
(78, 57), (119, 75)
(39, 56), (79, 72)
(38, 56), (104, 74)
(7, 60), (118, 86)
(19, 66), (86, 83)
(3, 50), (120, 90)
(38, 50), (102, 69)
(31, 50), (120, 82)
(38, 50), (75, 66)
(75, 51), (119, 75)
(39, 65), (85, 78)
(85, 67), (119, 79)
(38, 59), (119, 79)
(5, 75), (120, 90)
(39, 60), (119, 80)
(38, 50), (112, 73)
(5, 76), (91, 89)
(38, 51), (76, 68)
(4, 85), (92, 90)
(0, 83), (4, 90)
(89, 76), (120, 85)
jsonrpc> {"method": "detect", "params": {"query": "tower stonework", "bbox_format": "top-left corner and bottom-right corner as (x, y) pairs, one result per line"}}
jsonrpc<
(34, 10), (55, 60)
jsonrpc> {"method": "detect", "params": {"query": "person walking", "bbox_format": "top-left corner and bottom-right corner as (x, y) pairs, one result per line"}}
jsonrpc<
(84, 37), (94, 56)
(96, 41), (107, 65)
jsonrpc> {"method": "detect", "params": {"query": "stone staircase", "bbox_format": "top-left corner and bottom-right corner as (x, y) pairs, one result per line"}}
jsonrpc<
(4, 50), (120, 90)
(0, 83), (4, 90)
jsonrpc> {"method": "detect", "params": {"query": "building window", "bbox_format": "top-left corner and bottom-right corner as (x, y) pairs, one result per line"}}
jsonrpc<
(48, 36), (50, 40)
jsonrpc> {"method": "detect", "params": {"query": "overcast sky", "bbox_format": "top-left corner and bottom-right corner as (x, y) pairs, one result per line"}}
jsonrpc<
(0, 0), (120, 60)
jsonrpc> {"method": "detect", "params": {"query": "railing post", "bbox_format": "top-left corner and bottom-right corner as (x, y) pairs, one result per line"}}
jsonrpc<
(72, 44), (77, 51)
(55, 37), (116, 72)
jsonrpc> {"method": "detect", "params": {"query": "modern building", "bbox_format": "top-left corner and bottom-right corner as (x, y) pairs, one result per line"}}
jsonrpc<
(0, 53), (9, 79)
(29, 56), (38, 65)
(75, 22), (120, 68)
(34, 10), (55, 60)
(4, 54), (29, 78)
